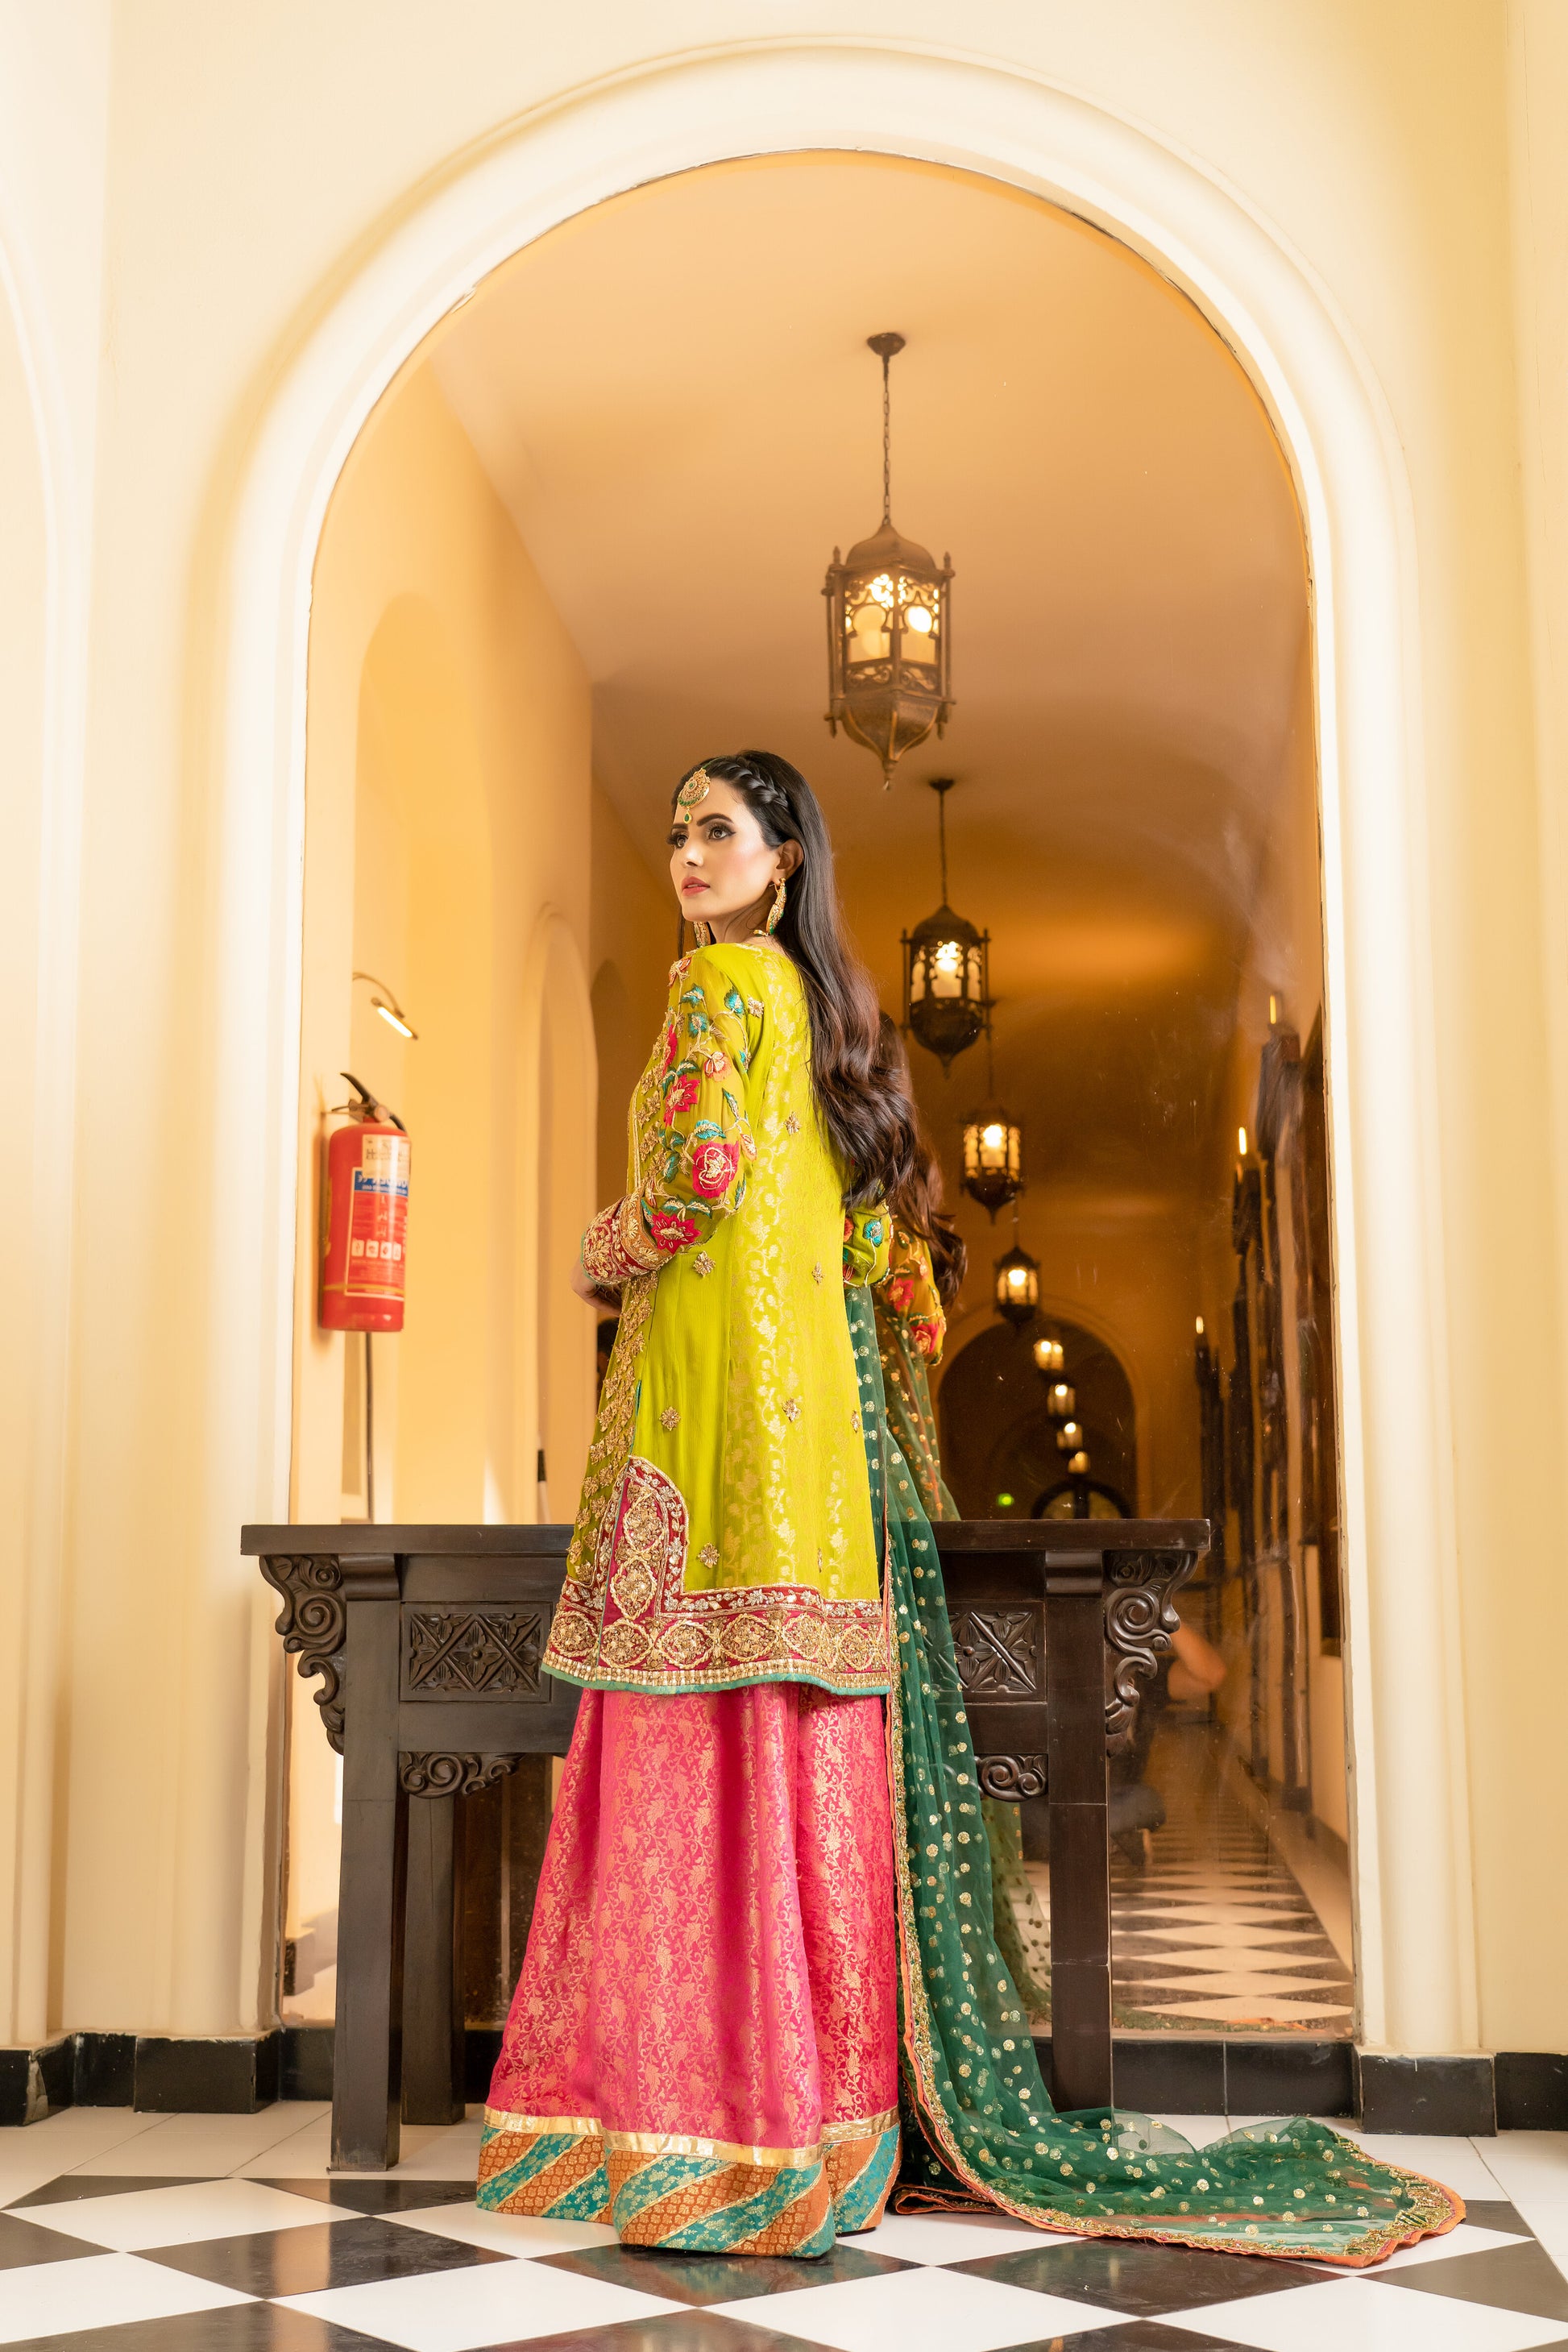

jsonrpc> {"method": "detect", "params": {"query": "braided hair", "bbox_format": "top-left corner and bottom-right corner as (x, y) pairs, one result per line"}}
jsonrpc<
(674, 751), (916, 1209)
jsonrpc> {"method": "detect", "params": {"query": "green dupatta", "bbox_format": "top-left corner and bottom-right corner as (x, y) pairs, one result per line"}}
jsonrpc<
(847, 1284), (1460, 2266)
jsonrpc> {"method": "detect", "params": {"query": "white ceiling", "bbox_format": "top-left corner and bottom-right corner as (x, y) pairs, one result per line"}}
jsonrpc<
(430, 152), (1309, 1197)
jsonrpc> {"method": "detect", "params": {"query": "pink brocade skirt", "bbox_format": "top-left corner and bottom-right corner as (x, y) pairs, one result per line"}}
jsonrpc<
(476, 1682), (899, 2256)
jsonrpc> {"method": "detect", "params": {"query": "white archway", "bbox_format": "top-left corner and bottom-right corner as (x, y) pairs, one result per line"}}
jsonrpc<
(215, 44), (1471, 2055)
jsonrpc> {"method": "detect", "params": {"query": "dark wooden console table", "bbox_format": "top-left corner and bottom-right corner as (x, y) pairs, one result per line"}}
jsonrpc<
(246, 1517), (1205, 2168)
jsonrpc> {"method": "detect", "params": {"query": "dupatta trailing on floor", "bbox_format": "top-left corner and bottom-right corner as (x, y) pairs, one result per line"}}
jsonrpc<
(847, 1283), (1462, 2266)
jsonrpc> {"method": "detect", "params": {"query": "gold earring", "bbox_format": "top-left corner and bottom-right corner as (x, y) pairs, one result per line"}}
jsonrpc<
(692, 917), (712, 946)
(765, 875), (788, 935)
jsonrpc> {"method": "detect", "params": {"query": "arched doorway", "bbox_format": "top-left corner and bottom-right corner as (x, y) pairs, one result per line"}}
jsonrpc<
(222, 48), (1475, 2062)
(939, 1316), (1137, 1520)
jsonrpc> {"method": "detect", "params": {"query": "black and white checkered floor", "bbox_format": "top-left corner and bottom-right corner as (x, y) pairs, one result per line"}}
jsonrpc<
(4, 2104), (1568, 2350)
(1018, 1727), (1357, 2034)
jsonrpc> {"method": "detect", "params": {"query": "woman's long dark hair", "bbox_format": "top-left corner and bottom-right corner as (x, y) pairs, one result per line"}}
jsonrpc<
(674, 751), (914, 1209)
(877, 1015), (968, 1308)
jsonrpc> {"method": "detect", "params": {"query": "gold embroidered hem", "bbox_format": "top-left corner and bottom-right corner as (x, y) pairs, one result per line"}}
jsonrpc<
(543, 1453), (891, 1696)
(476, 2105), (899, 2250)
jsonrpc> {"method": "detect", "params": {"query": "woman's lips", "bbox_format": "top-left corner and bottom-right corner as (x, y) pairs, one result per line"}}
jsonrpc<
(681, 880), (708, 897)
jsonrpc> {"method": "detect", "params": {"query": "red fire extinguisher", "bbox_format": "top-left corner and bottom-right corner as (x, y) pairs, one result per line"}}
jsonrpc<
(320, 1074), (410, 1333)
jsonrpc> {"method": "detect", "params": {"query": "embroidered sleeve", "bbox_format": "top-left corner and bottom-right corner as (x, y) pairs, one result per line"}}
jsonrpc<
(880, 1224), (947, 1363)
(580, 951), (757, 1283)
(842, 1204), (891, 1288)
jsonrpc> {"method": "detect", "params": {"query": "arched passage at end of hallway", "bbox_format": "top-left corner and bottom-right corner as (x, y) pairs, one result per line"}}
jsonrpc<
(213, 47), (1471, 2059)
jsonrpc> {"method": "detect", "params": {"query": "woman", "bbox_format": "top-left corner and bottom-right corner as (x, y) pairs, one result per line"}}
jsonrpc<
(479, 750), (1459, 2267)
(479, 751), (905, 2257)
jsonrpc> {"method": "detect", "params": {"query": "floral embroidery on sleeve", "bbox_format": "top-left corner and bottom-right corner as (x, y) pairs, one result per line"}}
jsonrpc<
(580, 952), (758, 1283)
(880, 1223), (947, 1363)
(842, 1204), (890, 1288)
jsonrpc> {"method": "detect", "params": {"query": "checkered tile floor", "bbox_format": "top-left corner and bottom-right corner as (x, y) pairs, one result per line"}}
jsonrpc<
(3, 2105), (1568, 2350)
(1022, 1724), (1356, 2035)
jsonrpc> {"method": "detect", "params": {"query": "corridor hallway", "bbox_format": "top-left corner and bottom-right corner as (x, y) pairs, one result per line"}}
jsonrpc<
(1015, 1719), (1356, 2038)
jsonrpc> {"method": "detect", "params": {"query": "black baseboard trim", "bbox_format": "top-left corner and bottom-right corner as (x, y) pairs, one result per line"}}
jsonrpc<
(1032, 2035), (1562, 2131)
(0, 2031), (283, 2125)
(0, 2037), (73, 2127)
(1495, 2049), (1568, 2130)
(1355, 2049), (1496, 2136)
(280, 2023), (334, 2103)
(1031, 2035), (1356, 2119)
(6, 2024), (1563, 2132)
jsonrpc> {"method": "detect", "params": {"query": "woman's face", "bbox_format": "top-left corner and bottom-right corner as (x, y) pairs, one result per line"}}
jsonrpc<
(668, 777), (799, 941)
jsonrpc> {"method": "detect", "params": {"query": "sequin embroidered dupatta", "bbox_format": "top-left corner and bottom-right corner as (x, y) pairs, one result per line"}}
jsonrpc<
(846, 1285), (1462, 2266)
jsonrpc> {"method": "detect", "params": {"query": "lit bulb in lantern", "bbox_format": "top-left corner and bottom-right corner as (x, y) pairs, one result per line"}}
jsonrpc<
(931, 939), (963, 998)
(1238, 1126), (1248, 1159)
(1196, 1315), (1205, 1337)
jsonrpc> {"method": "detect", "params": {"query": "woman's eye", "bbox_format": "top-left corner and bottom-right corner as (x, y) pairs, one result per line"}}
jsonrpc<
(667, 829), (686, 848)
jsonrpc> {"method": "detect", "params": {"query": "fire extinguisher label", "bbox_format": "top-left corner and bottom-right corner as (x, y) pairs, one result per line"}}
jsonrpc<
(346, 1133), (410, 1297)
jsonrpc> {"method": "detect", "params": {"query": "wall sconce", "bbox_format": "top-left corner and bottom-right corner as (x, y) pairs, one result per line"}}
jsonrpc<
(354, 971), (418, 1041)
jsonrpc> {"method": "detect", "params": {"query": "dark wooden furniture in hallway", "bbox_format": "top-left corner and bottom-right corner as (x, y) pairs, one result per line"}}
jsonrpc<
(246, 1517), (1205, 2169)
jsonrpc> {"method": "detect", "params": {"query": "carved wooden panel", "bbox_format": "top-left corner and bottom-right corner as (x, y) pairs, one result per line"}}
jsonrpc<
(977, 1751), (1047, 1801)
(401, 1608), (547, 1700)
(399, 1752), (524, 1798)
(259, 1555), (347, 1751)
(949, 1606), (1040, 1698)
(1103, 1550), (1194, 1751)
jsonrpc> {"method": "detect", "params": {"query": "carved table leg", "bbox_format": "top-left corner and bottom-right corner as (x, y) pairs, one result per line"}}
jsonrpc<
(401, 1793), (464, 2126)
(333, 1567), (405, 2170)
(1045, 1572), (1113, 2111)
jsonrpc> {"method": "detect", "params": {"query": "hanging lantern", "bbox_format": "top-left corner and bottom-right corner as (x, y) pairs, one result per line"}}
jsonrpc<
(824, 334), (954, 785)
(902, 779), (989, 1069)
(993, 1243), (1039, 1327)
(1068, 1450), (1091, 1477)
(1031, 1333), (1064, 1377)
(961, 1105), (1023, 1218)
(1056, 1419), (1084, 1454)
(1043, 1380), (1076, 1421)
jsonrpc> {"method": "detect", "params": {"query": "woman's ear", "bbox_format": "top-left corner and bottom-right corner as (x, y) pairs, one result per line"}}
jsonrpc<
(777, 839), (805, 881)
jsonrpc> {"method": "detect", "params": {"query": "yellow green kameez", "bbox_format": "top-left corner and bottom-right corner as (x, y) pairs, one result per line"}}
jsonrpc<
(542, 940), (892, 1697)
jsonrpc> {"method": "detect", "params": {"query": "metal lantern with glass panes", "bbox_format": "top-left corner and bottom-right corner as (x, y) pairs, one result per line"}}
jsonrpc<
(902, 779), (989, 1068)
(823, 334), (953, 784)
(961, 1105), (1023, 1217)
(1031, 1332), (1065, 1378)
(1043, 1378), (1076, 1422)
(993, 1242), (1039, 1329)
(1056, 1419), (1084, 1455)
